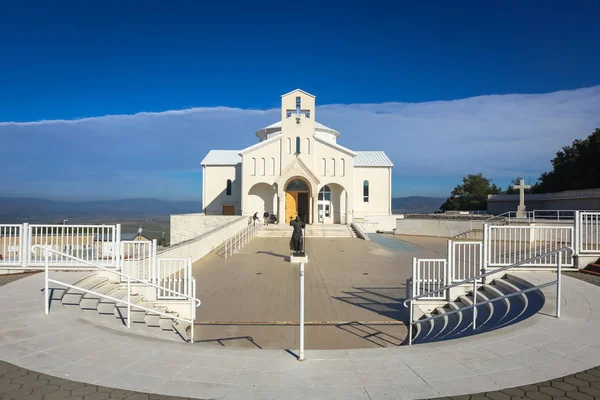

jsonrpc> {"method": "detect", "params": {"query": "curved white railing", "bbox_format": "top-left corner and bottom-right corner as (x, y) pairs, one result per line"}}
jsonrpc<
(403, 247), (573, 345)
(32, 245), (201, 343)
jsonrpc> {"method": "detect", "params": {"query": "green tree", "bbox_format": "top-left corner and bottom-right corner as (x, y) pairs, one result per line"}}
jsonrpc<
(534, 128), (600, 193)
(440, 173), (501, 211)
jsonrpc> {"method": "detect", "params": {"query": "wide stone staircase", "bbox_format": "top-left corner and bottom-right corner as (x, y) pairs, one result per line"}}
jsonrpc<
(52, 273), (191, 342)
(410, 273), (544, 344)
(257, 224), (357, 238)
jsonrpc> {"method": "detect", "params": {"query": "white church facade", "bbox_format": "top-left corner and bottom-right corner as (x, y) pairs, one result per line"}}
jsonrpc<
(200, 89), (393, 225)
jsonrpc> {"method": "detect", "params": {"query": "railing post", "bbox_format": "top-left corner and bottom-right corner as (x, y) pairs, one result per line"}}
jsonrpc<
(472, 278), (477, 330)
(557, 256), (562, 318)
(299, 261), (305, 361)
(25, 223), (32, 267)
(574, 211), (580, 256)
(127, 276), (131, 328)
(115, 224), (122, 268)
(447, 240), (453, 284)
(44, 248), (49, 316)
(191, 280), (196, 344)
(20, 223), (27, 268)
(152, 239), (158, 284)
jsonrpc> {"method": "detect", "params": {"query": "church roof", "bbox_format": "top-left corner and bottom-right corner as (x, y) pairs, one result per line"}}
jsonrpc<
(354, 151), (394, 167)
(257, 121), (339, 136)
(200, 150), (241, 166)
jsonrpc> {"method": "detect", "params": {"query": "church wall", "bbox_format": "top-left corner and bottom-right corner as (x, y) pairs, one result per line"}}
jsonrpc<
(353, 167), (392, 218)
(202, 165), (241, 215)
(240, 139), (281, 215)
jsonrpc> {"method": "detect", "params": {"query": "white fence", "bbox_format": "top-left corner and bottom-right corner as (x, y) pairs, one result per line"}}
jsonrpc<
(0, 222), (194, 303)
(157, 257), (193, 300)
(0, 225), (22, 265)
(485, 225), (574, 267)
(449, 241), (483, 283)
(412, 259), (447, 300)
(577, 211), (600, 254)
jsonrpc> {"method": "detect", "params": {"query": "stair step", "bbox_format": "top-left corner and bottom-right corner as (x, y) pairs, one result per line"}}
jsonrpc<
(80, 282), (120, 310)
(145, 306), (168, 327)
(113, 296), (146, 322)
(62, 277), (109, 305)
(97, 289), (138, 314)
(159, 311), (180, 331)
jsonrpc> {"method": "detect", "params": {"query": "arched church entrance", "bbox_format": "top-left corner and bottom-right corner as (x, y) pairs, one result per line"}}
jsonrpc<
(317, 183), (348, 224)
(285, 178), (311, 225)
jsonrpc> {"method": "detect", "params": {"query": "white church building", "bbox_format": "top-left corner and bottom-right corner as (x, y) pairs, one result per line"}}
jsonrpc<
(200, 89), (393, 225)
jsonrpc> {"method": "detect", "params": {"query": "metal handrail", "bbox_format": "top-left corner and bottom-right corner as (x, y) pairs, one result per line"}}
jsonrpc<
(403, 247), (572, 307)
(35, 245), (200, 343)
(32, 245), (201, 307)
(404, 246), (572, 345)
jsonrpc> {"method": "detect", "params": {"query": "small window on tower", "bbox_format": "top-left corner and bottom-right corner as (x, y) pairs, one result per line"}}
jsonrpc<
(305, 111), (310, 119)
(296, 97), (301, 115)
(286, 111), (292, 118)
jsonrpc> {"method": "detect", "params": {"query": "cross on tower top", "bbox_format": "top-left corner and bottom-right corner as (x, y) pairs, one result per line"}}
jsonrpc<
(286, 96), (310, 122)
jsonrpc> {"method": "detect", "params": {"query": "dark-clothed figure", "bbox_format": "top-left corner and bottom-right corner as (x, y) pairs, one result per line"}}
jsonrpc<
(252, 212), (258, 226)
(263, 211), (270, 225)
(289, 216), (305, 253)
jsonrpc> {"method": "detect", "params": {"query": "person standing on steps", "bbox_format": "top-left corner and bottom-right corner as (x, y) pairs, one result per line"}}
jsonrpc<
(252, 212), (258, 226)
(263, 211), (270, 226)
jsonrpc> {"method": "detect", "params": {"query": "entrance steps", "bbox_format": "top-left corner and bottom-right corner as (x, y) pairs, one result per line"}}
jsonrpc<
(55, 273), (190, 342)
(257, 224), (357, 238)
(410, 273), (544, 344)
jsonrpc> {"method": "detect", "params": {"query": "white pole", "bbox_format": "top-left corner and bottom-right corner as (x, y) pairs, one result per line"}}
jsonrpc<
(472, 279), (477, 330)
(299, 261), (305, 361)
(44, 248), (49, 316)
(557, 256), (562, 318)
(127, 276), (131, 328)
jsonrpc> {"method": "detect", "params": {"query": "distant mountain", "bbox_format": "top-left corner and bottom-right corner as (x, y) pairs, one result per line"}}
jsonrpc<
(392, 196), (444, 214)
(0, 197), (202, 223)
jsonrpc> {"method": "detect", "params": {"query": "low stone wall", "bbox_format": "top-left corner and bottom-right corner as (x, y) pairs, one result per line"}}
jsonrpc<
(361, 215), (402, 233)
(160, 216), (248, 263)
(488, 188), (600, 214)
(170, 214), (240, 245)
(395, 218), (483, 238)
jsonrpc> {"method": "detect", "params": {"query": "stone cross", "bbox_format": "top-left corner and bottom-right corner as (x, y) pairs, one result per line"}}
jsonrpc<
(514, 179), (531, 218)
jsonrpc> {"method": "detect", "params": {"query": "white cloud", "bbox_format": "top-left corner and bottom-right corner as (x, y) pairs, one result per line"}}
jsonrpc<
(1, 86), (599, 199)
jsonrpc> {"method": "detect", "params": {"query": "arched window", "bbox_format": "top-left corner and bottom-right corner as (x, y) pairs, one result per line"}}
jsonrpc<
(318, 185), (331, 201)
(251, 158), (256, 176)
(341, 159), (345, 177)
(331, 158), (335, 177)
(226, 179), (232, 196)
(363, 180), (369, 203)
(260, 158), (266, 176)
(321, 158), (327, 176)
(270, 157), (275, 176)
(305, 138), (310, 154)
(295, 136), (301, 154)
(286, 138), (291, 154)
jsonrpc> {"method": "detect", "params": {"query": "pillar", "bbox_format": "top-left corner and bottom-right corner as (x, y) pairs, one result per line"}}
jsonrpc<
(277, 191), (285, 224)
(312, 194), (318, 225)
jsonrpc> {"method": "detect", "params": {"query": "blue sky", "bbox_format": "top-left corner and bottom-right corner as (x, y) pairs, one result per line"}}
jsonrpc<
(1, 1), (599, 200)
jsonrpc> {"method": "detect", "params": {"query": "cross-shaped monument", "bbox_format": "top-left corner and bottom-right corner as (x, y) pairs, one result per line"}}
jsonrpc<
(286, 97), (310, 123)
(515, 179), (531, 218)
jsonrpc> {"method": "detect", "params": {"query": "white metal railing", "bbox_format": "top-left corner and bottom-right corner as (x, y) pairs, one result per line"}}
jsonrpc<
(484, 211), (534, 225)
(485, 225), (574, 267)
(0, 224), (23, 266)
(34, 245), (200, 343)
(224, 223), (257, 259)
(449, 240), (483, 283)
(577, 211), (600, 254)
(28, 224), (118, 267)
(404, 247), (572, 345)
(412, 259), (447, 300)
(120, 240), (155, 282)
(157, 257), (193, 300)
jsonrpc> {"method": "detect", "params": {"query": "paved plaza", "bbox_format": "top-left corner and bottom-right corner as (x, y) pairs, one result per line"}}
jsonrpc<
(192, 235), (447, 349)
(2, 239), (600, 399)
